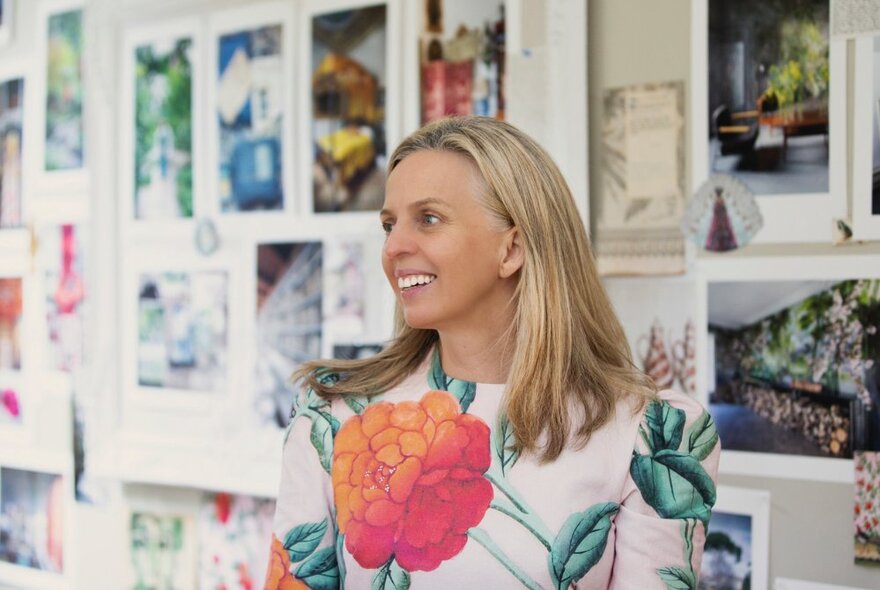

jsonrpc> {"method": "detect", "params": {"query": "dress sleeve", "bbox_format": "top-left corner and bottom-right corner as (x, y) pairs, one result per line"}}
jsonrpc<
(264, 388), (341, 590)
(608, 390), (721, 589)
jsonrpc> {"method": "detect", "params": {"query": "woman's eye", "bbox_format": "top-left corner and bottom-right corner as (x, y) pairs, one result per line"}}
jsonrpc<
(422, 214), (440, 225)
(381, 222), (393, 234)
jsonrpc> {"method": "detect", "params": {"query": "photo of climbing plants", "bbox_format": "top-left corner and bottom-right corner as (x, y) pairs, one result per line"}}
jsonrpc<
(708, 278), (880, 459)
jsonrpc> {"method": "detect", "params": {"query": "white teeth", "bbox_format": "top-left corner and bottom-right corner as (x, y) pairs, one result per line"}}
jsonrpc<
(398, 274), (436, 289)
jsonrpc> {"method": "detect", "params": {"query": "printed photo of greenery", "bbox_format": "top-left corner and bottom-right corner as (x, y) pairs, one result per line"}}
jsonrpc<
(45, 9), (83, 171)
(710, 280), (880, 458)
(134, 37), (193, 220)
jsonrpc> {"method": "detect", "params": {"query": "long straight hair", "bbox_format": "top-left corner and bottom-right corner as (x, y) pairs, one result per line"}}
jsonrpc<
(295, 116), (655, 462)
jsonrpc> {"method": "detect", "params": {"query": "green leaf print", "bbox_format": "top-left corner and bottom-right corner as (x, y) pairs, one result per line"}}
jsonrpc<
(283, 520), (328, 562)
(370, 557), (411, 590)
(344, 395), (366, 414)
(494, 413), (520, 476)
(317, 409), (341, 436)
(630, 450), (716, 526)
(295, 546), (340, 590)
(310, 417), (335, 473)
(548, 501), (620, 590)
(656, 566), (697, 590)
(685, 410), (719, 461)
(427, 348), (477, 412)
(643, 400), (685, 454)
(306, 387), (331, 411)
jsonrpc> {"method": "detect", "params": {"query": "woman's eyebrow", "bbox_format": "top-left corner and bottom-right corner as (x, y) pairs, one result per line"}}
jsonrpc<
(380, 198), (449, 218)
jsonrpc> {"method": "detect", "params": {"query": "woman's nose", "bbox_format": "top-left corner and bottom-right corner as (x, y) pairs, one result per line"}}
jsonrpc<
(383, 224), (416, 259)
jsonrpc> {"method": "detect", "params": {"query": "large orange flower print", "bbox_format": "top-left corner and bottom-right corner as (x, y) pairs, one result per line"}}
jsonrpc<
(264, 535), (309, 590)
(332, 391), (493, 572)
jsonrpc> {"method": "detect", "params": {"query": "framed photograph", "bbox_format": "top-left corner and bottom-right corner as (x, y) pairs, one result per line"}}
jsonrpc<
(854, 451), (880, 564)
(698, 255), (880, 482)
(128, 510), (196, 590)
(404, 0), (507, 126)
(301, 0), (401, 214)
(691, 0), (847, 244)
(852, 36), (880, 240)
(0, 276), (23, 374)
(776, 580), (874, 590)
(0, 467), (67, 590)
(197, 492), (275, 589)
(206, 1), (295, 221)
(604, 275), (700, 396)
(0, 63), (25, 231)
(702, 485), (770, 590)
(119, 18), (203, 238)
(251, 240), (323, 430)
(0, 0), (13, 48)
(120, 245), (241, 438)
(30, 0), (85, 194)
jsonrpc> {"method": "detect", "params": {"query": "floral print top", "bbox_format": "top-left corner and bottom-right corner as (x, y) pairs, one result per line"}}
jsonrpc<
(266, 351), (721, 589)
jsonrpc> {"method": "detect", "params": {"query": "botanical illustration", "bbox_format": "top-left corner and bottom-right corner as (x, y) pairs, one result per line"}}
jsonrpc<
(216, 24), (284, 212)
(0, 77), (23, 229)
(0, 467), (64, 573)
(711, 279), (880, 458)
(254, 242), (322, 428)
(134, 35), (193, 220)
(418, 0), (506, 123)
(198, 492), (276, 589)
(45, 8), (84, 171)
(311, 6), (387, 213)
(137, 271), (228, 391)
(855, 451), (880, 563)
(709, 0), (830, 196)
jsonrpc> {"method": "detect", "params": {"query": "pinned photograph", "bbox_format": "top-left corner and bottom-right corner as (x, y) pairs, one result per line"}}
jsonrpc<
(129, 511), (195, 589)
(682, 174), (763, 252)
(0, 467), (65, 574)
(137, 271), (228, 391)
(198, 493), (275, 589)
(134, 35), (194, 220)
(254, 241), (322, 428)
(311, 5), (387, 213)
(709, 279), (880, 459)
(418, 0), (506, 123)
(216, 24), (284, 213)
(0, 76), (23, 229)
(44, 6), (84, 171)
(41, 225), (86, 373)
(0, 376), (20, 425)
(0, 277), (22, 371)
(855, 451), (880, 564)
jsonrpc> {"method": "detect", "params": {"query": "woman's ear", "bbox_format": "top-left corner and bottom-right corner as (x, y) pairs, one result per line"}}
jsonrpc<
(499, 227), (524, 278)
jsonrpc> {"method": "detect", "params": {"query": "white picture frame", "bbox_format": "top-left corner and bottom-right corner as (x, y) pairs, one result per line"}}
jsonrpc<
(852, 35), (880, 240)
(298, 0), (402, 217)
(28, 0), (87, 196)
(118, 17), (204, 242)
(696, 254), (880, 483)
(704, 485), (771, 590)
(205, 1), (297, 230)
(691, 0), (847, 244)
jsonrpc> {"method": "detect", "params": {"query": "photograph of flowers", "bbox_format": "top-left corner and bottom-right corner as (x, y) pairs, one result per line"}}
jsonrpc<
(311, 4), (388, 213)
(254, 241), (322, 428)
(215, 22), (285, 213)
(137, 270), (228, 392)
(0, 467), (64, 574)
(854, 451), (880, 564)
(708, 279), (880, 459)
(0, 277), (22, 372)
(0, 75), (23, 230)
(197, 492), (275, 589)
(604, 277), (698, 395)
(40, 224), (86, 373)
(417, 0), (506, 124)
(43, 5), (83, 173)
(129, 511), (195, 590)
(133, 33), (194, 221)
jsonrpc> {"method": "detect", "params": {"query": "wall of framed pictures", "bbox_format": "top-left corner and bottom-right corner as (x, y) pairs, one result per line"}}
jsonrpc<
(0, 0), (588, 587)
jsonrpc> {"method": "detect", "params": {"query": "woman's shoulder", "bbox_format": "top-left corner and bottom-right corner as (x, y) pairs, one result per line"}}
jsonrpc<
(630, 388), (720, 461)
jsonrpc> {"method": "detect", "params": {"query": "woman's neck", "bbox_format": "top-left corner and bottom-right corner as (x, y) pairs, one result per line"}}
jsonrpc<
(436, 328), (513, 385)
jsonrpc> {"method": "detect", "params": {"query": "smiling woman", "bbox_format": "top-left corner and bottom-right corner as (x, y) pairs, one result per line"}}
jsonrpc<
(267, 116), (720, 589)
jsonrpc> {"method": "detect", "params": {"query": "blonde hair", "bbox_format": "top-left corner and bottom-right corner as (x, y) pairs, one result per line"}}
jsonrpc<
(295, 116), (655, 461)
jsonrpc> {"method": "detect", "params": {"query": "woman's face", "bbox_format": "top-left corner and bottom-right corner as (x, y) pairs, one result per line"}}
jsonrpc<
(380, 150), (517, 333)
